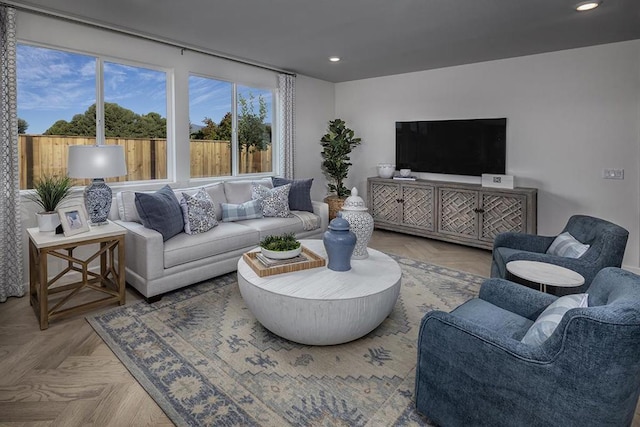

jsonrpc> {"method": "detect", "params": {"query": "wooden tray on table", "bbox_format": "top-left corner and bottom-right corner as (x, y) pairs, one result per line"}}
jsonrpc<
(242, 246), (326, 277)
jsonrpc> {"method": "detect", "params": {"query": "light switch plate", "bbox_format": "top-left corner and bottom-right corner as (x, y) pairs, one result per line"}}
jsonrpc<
(603, 169), (624, 180)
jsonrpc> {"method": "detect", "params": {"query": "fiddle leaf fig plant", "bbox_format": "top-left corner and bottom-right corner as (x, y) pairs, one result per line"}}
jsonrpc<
(320, 118), (362, 198)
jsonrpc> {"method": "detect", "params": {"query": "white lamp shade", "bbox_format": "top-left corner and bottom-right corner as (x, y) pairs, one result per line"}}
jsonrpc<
(67, 145), (127, 179)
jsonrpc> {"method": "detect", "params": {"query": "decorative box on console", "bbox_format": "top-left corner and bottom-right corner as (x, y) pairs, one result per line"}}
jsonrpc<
(481, 174), (514, 189)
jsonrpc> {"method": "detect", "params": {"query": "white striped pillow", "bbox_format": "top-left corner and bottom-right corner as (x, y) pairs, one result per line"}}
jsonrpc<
(546, 232), (590, 258)
(521, 293), (589, 346)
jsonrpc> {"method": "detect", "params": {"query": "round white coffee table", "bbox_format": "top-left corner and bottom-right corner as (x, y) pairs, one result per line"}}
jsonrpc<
(237, 239), (402, 345)
(506, 260), (585, 293)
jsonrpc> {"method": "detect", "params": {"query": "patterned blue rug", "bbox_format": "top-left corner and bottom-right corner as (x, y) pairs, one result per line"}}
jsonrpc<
(87, 257), (484, 426)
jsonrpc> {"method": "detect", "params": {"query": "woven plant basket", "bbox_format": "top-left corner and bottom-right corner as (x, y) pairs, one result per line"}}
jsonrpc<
(324, 195), (346, 220)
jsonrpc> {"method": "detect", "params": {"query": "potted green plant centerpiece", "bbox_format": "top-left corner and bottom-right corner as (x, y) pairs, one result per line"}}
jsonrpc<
(27, 174), (74, 232)
(259, 232), (302, 259)
(320, 118), (362, 219)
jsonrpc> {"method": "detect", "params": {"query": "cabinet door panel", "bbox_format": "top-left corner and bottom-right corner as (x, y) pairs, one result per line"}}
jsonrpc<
(402, 185), (434, 231)
(370, 183), (400, 223)
(480, 193), (526, 242)
(438, 188), (478, 238)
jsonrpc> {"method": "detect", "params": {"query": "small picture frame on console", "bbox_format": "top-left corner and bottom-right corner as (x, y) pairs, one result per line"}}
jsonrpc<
(58, 204), (90, 237)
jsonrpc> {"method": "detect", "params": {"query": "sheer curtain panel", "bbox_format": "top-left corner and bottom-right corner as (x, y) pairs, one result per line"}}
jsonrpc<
(0, 6), (24, 302)
(278, 74), (295, 179)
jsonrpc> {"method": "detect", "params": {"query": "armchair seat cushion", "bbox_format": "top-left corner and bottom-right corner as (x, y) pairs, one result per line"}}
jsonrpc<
(452, 298), (533, 340)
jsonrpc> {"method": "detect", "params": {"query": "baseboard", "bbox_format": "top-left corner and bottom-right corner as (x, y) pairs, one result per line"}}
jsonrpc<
(622, 264), (640, 275)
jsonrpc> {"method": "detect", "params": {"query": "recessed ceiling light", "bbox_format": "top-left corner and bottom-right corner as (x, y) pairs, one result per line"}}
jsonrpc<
(575, 1), (601, 11)
(329, 56), (341, 62)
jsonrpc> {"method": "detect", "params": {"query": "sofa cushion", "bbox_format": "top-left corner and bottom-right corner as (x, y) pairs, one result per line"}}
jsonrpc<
(221, 199), (264, 222)
(224, 178), (272, 204)
(135, 185), (184, 241)
(117, 190), (143, 223)
(251, 183), (292, 218)
(202, 182), (227, 220)
(546, 232), (590, 258)
(272, 177), (314, 212)
(164, 222), (259, 269)
(238, 215), (319, 240)
(180, 189), (218, 235)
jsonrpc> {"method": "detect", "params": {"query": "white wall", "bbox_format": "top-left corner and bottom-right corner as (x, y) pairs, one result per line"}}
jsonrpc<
(335, 40), (640, 270)
(294, 75), (335, 201)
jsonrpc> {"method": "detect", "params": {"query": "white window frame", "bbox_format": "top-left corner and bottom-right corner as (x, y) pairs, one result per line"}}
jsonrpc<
(187, 73), (279, 181)
(17, 41), (175, 191)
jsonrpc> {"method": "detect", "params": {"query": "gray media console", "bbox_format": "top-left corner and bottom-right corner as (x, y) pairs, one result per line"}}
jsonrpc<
(367, 177), (537, 250)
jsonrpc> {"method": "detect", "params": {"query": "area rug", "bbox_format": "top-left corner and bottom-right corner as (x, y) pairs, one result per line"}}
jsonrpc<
(87, 256), (484, 426)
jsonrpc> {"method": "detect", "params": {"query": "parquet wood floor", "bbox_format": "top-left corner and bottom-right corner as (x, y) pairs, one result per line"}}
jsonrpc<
(0, 229), (637, 425)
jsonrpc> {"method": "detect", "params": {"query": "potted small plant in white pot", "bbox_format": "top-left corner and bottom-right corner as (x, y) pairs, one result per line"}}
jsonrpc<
(320, 118), (362, 219)
(259, 232), (302, 259)
(27, 174), (74, 232)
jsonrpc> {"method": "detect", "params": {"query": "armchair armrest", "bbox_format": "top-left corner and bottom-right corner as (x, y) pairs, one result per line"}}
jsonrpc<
(479, 278), (557, 321)
(312, 200), (329, 232)
(493, 232), (555, 253)
(418, 310), (549, 366)
(114, 220), (164, 280)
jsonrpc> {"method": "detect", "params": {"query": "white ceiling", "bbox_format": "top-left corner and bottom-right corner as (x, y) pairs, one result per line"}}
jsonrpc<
(8, 0), (640, 82)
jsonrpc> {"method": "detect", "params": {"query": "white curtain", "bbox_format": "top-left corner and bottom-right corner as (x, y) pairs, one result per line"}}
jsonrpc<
(278, 73), (295, 179)
(0, 6), (24, 302)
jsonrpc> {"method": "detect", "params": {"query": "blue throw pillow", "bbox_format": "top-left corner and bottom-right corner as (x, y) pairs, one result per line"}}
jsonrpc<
(135, 185), (184, 241)
(221, 199), (264, 222)
(272, 177), (313, 212)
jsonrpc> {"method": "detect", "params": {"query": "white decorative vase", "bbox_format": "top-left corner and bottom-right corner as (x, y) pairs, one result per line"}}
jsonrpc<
(36, 211), (61, 232)
(377, 163), (395, 179)
(340, 187), (374, 260)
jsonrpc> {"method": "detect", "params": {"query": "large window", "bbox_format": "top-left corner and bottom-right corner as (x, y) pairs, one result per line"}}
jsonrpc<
(189, 75), (273, 178)
(17, 44), (169, 189)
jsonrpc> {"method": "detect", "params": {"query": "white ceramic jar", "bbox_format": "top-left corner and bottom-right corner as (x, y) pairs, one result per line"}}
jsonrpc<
(340, 187), (374, 259)
(377, 163), (395, 178)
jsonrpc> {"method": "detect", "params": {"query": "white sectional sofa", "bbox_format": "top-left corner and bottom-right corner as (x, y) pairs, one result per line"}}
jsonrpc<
(110, 178), (328, 302)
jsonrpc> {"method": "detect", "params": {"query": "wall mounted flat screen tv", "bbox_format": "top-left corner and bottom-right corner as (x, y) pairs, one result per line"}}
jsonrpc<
(395, 118), (506, 176)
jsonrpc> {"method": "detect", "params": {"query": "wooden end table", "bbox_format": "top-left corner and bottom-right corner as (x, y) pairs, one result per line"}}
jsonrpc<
(506, 260), (585, 293)
(27, 220), (126, 330)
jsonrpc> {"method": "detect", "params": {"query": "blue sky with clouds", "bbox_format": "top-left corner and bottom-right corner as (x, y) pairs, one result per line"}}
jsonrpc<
(18, 44), (272, 135)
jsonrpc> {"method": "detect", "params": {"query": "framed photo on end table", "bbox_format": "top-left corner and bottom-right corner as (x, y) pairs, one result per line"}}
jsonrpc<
(58, 204), (90, 236)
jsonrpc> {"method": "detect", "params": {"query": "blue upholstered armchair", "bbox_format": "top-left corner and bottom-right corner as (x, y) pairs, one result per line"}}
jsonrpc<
(415, 267), (640, 426)
(491, 215), (628, 295)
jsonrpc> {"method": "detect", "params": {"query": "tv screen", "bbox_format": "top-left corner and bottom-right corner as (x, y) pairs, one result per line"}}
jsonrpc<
(395, 118), (506, 176)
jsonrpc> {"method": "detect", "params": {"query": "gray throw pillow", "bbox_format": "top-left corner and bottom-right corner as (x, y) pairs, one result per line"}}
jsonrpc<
(180, 189), (218, 235)
(251, 183), (292, 218)
(272, 177), (314, 212)
(135, 185), (184, 241)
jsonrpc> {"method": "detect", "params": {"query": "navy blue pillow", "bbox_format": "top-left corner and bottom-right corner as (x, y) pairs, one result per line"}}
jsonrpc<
(272, 177), (313, 212)
(135, 185), (184, 241)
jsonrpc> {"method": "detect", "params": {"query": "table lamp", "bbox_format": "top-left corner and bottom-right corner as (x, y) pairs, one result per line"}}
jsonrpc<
(67, 145), (127, 225)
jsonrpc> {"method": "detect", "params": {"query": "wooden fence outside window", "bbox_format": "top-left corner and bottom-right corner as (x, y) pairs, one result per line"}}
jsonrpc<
(18, 135), (272, 190)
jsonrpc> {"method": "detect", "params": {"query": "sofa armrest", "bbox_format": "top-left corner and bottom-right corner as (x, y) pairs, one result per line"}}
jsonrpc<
(479, 278), (557, 321)
(312, 200), (329, 232)
(114, 220), (164, 281)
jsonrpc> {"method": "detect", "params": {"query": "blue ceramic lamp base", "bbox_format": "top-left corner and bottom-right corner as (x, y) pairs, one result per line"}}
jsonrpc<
(84, 178), (112, 225)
